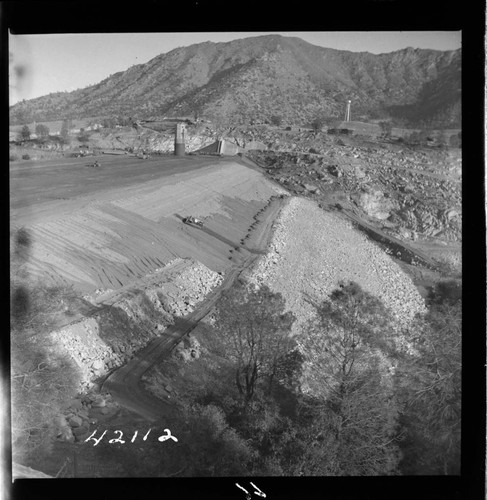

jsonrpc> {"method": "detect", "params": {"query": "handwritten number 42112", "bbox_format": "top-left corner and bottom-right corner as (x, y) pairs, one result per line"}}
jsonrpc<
(236, 482), (266, 499)
(84, 428), (177, 446)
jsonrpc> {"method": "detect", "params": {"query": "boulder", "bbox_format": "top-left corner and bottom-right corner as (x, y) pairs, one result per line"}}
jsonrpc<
(77, 408), (89, 419)
(57, 427), (75, 442)
(75, 430), (92, 442)
(66, 398), (83, 411)
(69, 416), (83, 428)
(354, 166), (366, 179)
(72, 424), (90, 437)
(328, 165), (342, 178)
(303, 183), (320, 194)
(445, 208), (459, 220)
(92, 398), (106, 408)
(91, 359), (104, 371)
(356, 188), (397, 220)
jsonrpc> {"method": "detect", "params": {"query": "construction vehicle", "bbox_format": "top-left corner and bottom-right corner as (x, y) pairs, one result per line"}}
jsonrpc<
(182, 216), (204, 228)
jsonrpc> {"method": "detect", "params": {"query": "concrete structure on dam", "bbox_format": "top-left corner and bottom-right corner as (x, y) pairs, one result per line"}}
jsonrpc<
(194, 139), (246, 156)
(174, 123), (185, 156)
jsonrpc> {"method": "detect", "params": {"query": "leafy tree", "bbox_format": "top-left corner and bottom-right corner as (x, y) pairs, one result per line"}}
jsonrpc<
(215, 282), (296, 403)
(77, 128), (90, 143)
(18, 125), (31, 141)
(395, 297), (461, 474)
(227, 393), (301, 475)
(297, 282), (402, 475)
(35, 124), (50, 141)
(59, 119), (71, 143)
(310, 117), (325, 132)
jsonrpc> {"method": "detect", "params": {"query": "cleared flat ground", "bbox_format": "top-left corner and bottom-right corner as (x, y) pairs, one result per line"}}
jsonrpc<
(10, 154), (225, 210)
(10, 155), (282, 292)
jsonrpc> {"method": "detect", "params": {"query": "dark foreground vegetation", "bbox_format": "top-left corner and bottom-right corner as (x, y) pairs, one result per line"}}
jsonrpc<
(11, 228), (80, 465)
(89, 280), (461, 476)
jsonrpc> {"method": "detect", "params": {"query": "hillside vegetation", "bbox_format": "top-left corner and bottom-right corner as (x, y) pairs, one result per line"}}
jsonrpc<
(10, 35), (460, 128)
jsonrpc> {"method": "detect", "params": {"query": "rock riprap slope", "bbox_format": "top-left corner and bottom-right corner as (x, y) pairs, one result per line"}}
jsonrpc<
(249, 197), (426, 336)
(48, 259), (223, 389)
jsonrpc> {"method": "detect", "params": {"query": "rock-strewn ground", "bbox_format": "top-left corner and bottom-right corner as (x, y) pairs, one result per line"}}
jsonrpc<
(49, 259), (223, 390)
(248, 197), (426, 336)
(249, 140), (461, 244)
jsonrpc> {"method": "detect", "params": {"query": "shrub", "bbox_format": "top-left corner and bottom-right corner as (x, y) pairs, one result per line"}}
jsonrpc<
(35, 124), (50, 141)
(19, 125), (31, 141)
(428, 279), (462, 306)
(10, 280), (79, 464)
(93, 403), (255, 477)
(77, 133), (90, 143)
(310, 117), (325, 132)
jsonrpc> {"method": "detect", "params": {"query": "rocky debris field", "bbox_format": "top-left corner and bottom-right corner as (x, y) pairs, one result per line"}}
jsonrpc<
(248, 197), (426, 337)
(248, 140), (461, 245)
(149, 261), (223, 317)
(49, 259), (223, 390)
(54, 390), (120, 443)
(94, 126), (216, 154)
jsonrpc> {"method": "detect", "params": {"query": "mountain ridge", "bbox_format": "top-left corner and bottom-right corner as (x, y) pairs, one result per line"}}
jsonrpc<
(10, 35), (461, 127)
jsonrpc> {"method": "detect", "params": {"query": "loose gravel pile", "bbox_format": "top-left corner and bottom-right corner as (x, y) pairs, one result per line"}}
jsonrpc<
(50, 260), (223, 389)
(249, 197), (426, 338)
(163, 261), (223, 316)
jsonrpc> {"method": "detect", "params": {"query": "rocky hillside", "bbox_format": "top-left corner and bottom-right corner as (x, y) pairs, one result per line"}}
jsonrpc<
(248, 138), (462, 245)
(10, 35), (460, 127)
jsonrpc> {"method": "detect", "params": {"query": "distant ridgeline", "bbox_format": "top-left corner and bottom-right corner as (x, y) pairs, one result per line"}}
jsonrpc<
(10, 35), (461, 128)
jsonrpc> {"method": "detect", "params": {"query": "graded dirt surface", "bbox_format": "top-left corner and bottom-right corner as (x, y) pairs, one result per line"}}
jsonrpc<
(10, 155), (283, 292)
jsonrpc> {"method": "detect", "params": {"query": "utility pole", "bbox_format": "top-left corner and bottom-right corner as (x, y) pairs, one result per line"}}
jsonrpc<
(345, 100), (351, 122)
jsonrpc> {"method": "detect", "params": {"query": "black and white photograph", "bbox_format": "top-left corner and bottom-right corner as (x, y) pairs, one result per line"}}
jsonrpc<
(5, 6), (480, 497)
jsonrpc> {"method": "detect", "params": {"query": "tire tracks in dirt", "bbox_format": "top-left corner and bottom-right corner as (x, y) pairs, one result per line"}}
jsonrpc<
(102, 196), (286, 422)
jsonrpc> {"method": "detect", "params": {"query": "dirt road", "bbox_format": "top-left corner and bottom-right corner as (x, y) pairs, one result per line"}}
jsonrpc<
(103, 197), (285, 421)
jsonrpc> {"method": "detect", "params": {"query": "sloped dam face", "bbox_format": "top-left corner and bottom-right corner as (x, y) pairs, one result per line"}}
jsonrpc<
(11, 155), (283, 292)
(11, 155), (285, 388)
